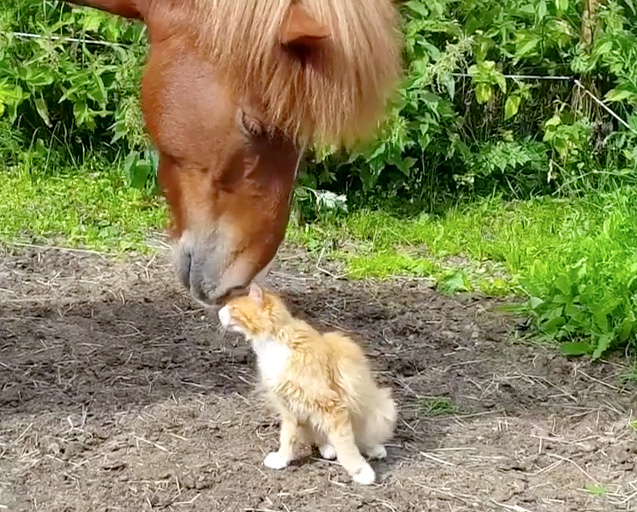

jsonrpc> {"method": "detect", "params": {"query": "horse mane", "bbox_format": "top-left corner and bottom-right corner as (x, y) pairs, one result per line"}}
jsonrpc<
(188, 0), (403, 147)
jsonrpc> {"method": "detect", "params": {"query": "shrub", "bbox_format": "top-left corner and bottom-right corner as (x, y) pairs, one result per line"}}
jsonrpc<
(0, 0), (148, 173)
(2, 0), (636, 201)
(304, 0), (637, 207)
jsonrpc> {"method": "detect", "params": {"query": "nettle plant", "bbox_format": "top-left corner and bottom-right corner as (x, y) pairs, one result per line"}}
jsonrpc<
(303, 0), (637, 205)
(3, 0), (636, 199)
(525, 202), (637, 360)
(0, 0), (153, 186)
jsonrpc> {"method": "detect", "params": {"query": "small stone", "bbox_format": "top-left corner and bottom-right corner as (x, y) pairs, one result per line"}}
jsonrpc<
(181, 475), (195, 489)
(101, 457), (126, 471)
(48, 442), (61, 455)
(578, 442), (596, 453)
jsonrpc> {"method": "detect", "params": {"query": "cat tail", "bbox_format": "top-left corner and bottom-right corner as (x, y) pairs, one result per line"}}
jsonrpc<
(358, 386), (397, 447)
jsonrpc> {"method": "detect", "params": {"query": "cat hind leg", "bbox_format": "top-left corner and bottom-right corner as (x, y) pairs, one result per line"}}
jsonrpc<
(319, 443), (337, 460)
(324, 414), (375, 485)
(308, 428), (337, 460)
(363, 389), (396, 444)
(363, 444), (387, 460)
(353, 387), (396, 461)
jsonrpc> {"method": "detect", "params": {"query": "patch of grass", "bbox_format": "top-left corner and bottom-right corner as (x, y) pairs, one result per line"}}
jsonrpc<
(629, 420), (637, 432)
(289, 190), (637, 358)
(418, 397), (459, 417)
(618, 363), (637, 385)
(585, 484), (608, 497)
(343, 250), (440, 280)
(2, 161), (636, 359)
(0, 162), (167, 253)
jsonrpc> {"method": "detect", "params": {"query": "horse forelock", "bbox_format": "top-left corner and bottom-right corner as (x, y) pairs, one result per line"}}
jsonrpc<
(185, 0), (403, 147)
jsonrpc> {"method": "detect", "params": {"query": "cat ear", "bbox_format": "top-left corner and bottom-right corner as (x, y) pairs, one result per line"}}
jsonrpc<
(279, 4), (329, 47)
(249, 282), (264, 303)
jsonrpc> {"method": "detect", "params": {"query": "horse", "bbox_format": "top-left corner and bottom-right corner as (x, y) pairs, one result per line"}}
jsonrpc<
(63, 0), (402, 303)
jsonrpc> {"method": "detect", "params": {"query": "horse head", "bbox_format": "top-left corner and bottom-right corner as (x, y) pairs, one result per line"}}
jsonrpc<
(64, 0), (402, 303)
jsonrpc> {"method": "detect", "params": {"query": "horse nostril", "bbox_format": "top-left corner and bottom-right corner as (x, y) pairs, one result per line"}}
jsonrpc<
(179, 247), (192, 288)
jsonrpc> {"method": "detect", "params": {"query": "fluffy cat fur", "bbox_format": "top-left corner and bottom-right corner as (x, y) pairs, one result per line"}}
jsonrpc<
(218, 283), (396, 485)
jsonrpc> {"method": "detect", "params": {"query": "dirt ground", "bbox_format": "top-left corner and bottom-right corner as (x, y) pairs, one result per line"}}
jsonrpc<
(1, 243), (636, 512)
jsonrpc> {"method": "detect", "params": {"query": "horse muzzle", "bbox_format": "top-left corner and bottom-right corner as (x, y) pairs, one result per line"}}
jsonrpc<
(175, 231), (267, 304)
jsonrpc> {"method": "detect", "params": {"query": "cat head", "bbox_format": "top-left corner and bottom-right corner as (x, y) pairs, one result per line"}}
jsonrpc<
(218, 283), (293, 339)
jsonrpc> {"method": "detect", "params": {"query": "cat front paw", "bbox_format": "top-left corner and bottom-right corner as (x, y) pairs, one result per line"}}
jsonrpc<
(352, 464), (376, 485)
(365, 444), (387, 460)
(264, 451), (289, 470)
(318, 444), (337, 460)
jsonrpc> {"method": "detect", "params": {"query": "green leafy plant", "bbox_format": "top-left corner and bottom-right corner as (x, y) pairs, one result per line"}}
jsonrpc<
(585, 484), (608, 497)
(301, 0), (637, 205)
(0, 0), (150, 178)
(468, 60), (506, 105)
(293, 186), (348, 224)
(419, 397), (459, 416)
(521, 195), (637, 359)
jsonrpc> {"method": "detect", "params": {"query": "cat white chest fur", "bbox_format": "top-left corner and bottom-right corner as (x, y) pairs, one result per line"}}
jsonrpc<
(252, 337), (290, 386)
(218, 305), (290, 385)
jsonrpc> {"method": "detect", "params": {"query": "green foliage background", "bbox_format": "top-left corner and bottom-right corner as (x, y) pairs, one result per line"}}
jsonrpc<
(305, 0), (637, 207)
(2, 0), (636, 199)
(1, 0), (637, 359)
(0, 0), (154, 188)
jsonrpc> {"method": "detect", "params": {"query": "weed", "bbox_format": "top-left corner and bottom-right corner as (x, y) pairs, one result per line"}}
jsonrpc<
(419, 397), (459, 417)
(438, 269), (472, 295)
(619, 364), (637, 384)
(585, 484), (608, 497)
(344, 251), (440, 280)
(289, 191), (637, 358)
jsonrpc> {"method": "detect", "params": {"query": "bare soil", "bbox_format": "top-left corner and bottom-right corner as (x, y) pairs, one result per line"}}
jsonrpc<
(1, 244), (636, 512)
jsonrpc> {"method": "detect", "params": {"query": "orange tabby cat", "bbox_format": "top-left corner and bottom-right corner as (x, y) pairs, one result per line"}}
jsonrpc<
(218, 283), (397, 485)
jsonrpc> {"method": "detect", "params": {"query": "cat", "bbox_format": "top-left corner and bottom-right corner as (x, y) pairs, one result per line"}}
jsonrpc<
(218, 283), (397, 485)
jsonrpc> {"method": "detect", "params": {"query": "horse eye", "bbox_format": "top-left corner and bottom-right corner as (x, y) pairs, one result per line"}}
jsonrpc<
(240, 111), (264, 137)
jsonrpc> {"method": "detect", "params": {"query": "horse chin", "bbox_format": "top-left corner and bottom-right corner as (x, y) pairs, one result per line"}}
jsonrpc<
(206, 257), (274, 305)
(209, 256), (271, 304)
(174, 230), (275, 306)
(253, 257), (275, 285)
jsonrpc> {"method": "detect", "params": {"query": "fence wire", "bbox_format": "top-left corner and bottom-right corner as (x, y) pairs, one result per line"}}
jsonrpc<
(8, 30), (636, 134)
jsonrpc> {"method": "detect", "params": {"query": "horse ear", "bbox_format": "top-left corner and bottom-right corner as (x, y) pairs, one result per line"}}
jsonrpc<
(279, 4), (329, 46)
(249, 282), (264, 303)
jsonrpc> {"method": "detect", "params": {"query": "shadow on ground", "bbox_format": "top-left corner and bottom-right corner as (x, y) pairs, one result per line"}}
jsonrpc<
(1, 246), (635, 512)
